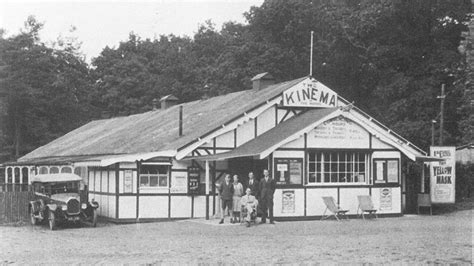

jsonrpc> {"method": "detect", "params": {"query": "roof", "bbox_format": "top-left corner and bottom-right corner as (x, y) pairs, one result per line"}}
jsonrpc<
(31, 173), (83, 183)
(18, 77), (307, 163)
(186, 107), (339, 161)
(160, 94), (179, 101)
(457, 143), (474, 150)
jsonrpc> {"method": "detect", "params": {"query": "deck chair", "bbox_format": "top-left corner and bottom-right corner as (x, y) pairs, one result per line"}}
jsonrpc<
(321, 197), (349, 221)
(417, 193), (432, 215)
(357, 195), (378, 220)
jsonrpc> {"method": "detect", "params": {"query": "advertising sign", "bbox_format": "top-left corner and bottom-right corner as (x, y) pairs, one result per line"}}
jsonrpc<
(170, 175), (187, 193)
(309, 117), (369, 149)
(124, 170), (133, 193)
(430, 146), (455, 204)
(380, 188), (392, 211)
(282, 79), (338, 108)
(282, 190), (295, 213)
(274, 158), (303, 185)
(187, 167), (200, 195)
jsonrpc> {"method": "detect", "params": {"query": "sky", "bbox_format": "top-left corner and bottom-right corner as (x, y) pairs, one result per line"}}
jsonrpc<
(0, 0), (263, 63)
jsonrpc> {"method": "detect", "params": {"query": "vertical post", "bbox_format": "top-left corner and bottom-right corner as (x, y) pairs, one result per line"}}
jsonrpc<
(179, 105), (183, 137)
(438, 84), (445, 145)
(4, 167), (7, 184)
(431, 120), (436, 146)
(205, 160), (210, 220)
(19, 167), (23, 184)
(309, 31), (314, 77)
(420, 163), (425, 193)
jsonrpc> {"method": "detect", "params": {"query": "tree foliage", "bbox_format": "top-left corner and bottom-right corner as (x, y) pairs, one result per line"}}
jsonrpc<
(0, 0), (472, 160)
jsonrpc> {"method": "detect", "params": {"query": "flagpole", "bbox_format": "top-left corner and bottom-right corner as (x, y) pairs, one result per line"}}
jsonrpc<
(310, 31), (314, 77)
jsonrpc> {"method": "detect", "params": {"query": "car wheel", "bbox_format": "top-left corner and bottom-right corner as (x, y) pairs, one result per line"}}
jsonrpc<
(49, 211), (56, 231)
(30, 208), (37, 225)
(92, 209), (98, 227)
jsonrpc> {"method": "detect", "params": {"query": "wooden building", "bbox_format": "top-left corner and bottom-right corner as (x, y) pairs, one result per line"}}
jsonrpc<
(1, 74), (434, 222)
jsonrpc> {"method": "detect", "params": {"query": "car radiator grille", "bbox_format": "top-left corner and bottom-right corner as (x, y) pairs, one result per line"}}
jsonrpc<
(67, 199), (80, 214)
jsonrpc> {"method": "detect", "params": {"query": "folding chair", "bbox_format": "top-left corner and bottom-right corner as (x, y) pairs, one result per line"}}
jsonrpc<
(357, 195), (378, 220)
(417, 193), (432, 215)
(321, 196), (349, 221)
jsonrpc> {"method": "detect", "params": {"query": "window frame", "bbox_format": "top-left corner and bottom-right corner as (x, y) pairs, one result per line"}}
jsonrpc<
(139, 165), (169, 189)
(306, 150), (370, 185)
(373, 158), (400, 185)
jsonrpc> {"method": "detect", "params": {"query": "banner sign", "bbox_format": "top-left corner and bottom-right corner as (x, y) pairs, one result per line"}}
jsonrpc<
(282, 79), (338, 108)
(187, 167), (200, 195)
(430, 146), (455, 204)
(282, 190), (295, 213)
(380, 188), (392, 211)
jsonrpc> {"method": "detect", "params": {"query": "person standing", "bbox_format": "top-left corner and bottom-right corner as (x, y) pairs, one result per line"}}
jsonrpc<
(219, 174), (234, 224)
(231, 175), (243, 223)
(246, 172), (259, 199)
(259, 169), (276, 224)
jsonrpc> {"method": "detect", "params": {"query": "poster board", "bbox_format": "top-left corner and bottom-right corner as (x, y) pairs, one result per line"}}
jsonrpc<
(171, 175), (187, 193)
(380, 188), (392, 211)
(124, 170), (133, 193)
(274, 158), (303, 185)
(430, 146), (455, 204)
(187, 167), (200, 195)
(282, 190), (295, 213)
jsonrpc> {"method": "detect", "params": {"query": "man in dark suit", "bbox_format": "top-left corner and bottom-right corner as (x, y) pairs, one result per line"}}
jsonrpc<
(218, 174), (234, 224)
(246, 172), (259, 199)
(259, 169), (276, 224)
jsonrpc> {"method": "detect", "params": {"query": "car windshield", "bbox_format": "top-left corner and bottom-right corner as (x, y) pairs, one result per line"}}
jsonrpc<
(44, 182), (80, 195)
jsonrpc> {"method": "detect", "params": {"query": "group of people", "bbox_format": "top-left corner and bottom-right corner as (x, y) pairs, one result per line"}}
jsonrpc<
(218, 169), (276, 227)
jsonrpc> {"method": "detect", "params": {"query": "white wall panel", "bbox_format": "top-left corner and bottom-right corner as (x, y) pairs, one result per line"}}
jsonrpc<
(215, 130), (234, 148)
(236, 119), (255, 147)
(273, 189), (305, 217)
(372, 151), (401, 159)
(108, 196), (116, 218)
(371, 187), (401, 214)
(172, 159), (191, 170)
(281, 136), (304, 148)
(339, 187), (371, 215)
(94, 171), (101, 193)
(257, 106), (276, 136)
(139, 196), (168, 218)
(371, 136), (394, 149)
(305, 188), (338, 216)
(170, 196), (192, 218)
(101, 171), (108, 192)
(108, 171), (116, 193)
(119, 196), (136, 219)
(193, 196), (215, 218)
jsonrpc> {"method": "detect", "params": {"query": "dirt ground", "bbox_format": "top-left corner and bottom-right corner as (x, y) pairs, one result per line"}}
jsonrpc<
(1, 209), (472, 265)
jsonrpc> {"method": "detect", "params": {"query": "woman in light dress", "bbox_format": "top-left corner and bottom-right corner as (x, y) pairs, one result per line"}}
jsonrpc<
(231, 174), (243, 223)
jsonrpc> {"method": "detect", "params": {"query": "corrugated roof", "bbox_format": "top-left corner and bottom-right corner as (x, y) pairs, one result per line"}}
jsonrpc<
(19, 77), (307, 162)
(31, 173), (83, 183)
(185, 107), (338, 161)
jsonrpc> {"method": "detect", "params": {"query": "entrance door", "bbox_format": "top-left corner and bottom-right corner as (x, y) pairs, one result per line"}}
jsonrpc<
(228, 157), (268, 185)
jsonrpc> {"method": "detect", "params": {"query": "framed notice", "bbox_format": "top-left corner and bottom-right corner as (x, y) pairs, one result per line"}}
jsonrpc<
(170, 175), (187, 193)
(274, 158), (303, 185)
(282, 190), (295, 213)
(387, 160), (399, 183)
(124, 170), (133, 193)
(187, 167), (200, 195)
(373, 159), (399, 184)
(380, 188), (392, 211)
(430, 146), (455, 204)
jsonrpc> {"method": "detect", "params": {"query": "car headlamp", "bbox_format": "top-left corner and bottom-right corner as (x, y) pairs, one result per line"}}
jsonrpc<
(81, 203), (87, 209)
(61, 205), (67, 211)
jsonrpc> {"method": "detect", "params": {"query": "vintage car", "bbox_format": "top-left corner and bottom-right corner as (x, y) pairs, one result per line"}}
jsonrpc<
(29, 173), (98, 230)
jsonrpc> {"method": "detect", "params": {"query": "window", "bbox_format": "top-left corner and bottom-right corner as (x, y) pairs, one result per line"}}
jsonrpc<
(139, 165), (168, 188)
(308, 151), (368, 184)
(373, 159), (399, 184)
(39, 167), (48, 175)
(50, 167), (59, 174)
(61, 167), (72, 173)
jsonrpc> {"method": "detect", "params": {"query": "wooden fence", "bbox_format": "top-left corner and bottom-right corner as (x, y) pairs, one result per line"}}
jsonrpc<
(0, 190), (34, 224)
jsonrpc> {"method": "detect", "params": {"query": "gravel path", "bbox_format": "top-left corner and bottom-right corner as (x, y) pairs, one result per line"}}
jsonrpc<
(1, 210), (472, 264)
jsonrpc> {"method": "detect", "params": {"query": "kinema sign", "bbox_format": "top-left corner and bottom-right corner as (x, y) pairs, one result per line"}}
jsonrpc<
(282, 79), (338, 108)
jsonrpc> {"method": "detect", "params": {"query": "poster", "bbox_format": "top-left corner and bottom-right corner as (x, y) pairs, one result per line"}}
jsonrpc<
(171, 175), (187, 193)
(124, 170), (133, 193)
(430, 146), (456, 204)
(187, 167), (200, 195)
(375, 161), (385, 183)
(274, 158), (303, 185)
(282, 190), (295, 213)
(387, 160), (399, 183)
(380, 188), (392, 211)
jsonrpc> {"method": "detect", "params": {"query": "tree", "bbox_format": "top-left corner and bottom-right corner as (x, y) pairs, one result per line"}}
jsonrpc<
(0, 16), (94, 160)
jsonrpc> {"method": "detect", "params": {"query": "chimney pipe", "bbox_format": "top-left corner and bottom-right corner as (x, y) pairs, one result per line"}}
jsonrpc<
(152, 98), (159, 110)
(179, 105), (183, 137)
